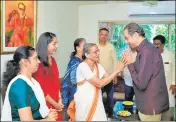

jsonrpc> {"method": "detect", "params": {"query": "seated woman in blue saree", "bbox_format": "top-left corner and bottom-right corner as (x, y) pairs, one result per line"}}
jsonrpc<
(61, 38), (86, 120)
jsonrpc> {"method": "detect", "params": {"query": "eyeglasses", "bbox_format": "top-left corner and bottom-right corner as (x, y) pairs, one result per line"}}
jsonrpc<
(153, 43), (162, 49)
(124, 36), (128, 40)
(124, 35), (131, 41)
(153, 43), (162, 46)
(18, 7), (25, 11)
(91, 50), (100, 54)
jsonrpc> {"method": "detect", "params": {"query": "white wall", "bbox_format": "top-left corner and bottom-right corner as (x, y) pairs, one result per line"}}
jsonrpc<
(78, 1), (175, 43)
(0, 1), (78, 111)
(1, 1), (78, 78)
(37, 1), (78, 77)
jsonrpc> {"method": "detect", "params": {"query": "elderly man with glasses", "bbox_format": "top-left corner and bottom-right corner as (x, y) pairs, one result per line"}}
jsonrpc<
(6, 2), (33, 47)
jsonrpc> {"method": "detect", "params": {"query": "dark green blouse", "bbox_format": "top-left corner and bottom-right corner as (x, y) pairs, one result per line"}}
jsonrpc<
(9, 78), (43, 121)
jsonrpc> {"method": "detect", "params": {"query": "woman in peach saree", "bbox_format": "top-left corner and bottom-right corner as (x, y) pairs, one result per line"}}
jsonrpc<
(73, 43), (126, 121)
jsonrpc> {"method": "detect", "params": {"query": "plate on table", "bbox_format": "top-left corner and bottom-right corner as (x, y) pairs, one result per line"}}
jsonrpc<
(118, 110), (131, 117)
(122, 101), (134, 106)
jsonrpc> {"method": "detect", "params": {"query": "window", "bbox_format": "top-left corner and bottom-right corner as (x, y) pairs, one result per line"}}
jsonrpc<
(171, 24), (175, 53)
(110, 23), (175, 60)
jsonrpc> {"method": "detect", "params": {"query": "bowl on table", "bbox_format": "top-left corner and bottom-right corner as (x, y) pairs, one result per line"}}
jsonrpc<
(122, 101), (134, 113)
(118, 110), (131, 117)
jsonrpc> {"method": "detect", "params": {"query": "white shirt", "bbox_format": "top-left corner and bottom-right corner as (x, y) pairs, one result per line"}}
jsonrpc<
(123, 50), (137, 87)
(161, 49), (175, 85)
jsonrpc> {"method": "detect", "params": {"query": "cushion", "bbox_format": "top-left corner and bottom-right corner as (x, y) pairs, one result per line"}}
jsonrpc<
(114, 76), (125, 93)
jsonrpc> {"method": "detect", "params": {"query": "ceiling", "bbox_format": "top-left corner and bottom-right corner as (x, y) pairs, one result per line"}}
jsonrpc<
(77, 1), (107, 6)
(77, 0), (174, 6)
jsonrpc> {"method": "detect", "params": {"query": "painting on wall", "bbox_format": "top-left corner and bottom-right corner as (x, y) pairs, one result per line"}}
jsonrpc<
(0, 1), (37, 54)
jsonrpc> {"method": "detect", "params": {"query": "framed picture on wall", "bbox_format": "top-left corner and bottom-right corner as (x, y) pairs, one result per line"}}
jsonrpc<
(0, 1), (37, 54)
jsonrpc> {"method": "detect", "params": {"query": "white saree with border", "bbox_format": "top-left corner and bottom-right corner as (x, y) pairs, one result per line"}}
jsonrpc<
(74, 62), (107, 121)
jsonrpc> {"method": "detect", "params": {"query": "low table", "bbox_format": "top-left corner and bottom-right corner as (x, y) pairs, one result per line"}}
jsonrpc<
(110, 101), (140, 121)
(110, 101), (175, 121)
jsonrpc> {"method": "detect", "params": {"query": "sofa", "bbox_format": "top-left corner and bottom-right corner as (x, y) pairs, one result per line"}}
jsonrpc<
(103, 76), (125, 102)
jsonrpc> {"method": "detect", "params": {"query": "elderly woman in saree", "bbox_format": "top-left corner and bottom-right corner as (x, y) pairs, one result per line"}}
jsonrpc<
(73, 43), (127, 121)
(61, 38), (86, 120)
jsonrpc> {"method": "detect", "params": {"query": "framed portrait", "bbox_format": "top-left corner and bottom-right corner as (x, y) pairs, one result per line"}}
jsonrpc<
(0, 1), (37, 54)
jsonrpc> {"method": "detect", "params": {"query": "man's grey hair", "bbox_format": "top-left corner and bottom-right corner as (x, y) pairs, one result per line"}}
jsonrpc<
(124, 22), (145, 37)
(82, 43), (96, 60)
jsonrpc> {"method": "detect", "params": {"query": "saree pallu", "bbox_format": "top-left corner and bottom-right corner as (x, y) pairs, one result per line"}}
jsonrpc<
(67, 63), (107, 121)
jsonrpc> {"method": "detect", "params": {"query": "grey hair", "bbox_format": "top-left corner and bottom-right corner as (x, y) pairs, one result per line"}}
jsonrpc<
(124, 22), (145, 37)
(82, 43), (96, 60)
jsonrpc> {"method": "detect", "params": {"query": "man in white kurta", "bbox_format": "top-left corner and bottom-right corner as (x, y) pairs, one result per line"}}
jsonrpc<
(123, 48), (137, 101)
(161, 49), (175, 107)
(74, 62), (107, 121)
(153, 35), (175, 107)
